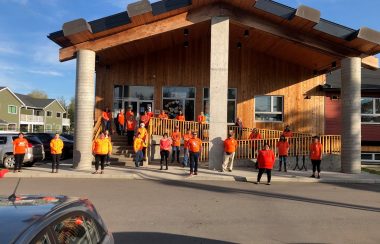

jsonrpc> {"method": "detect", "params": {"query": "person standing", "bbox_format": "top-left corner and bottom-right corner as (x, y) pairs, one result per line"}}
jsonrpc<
(50, 133), (64, 173)
(102, 108), (110, 132)
(235, 117), (243, 140)
(256, 143), (275, 185)
(171, 126), (181, 164)
(197, 112), (206, 139)
(92, 132), (112, 174)
(159, 133), (172, 170)
(182, 129), (192, 167)
(137, 123), (148, 158)
(140, 111), (150, 127)
(133, 133), (146, 167)
(188, 132), (202, 176)
(126, 106), (134, 118)
(146, 106), (154, 118)
(104, 130), (112, 166)
(310, 136), (323, 179)
(283, 125), (293, 138)
(126, 115), (136, 146)
(222, 132), (238, 172)
(12, 133), (28, 173)
(276, 135), (290, 172)
(158, 110), (168, 119)
(249, 128), (262, 140)
(176, 111), (185, 121)
(117, 109), (125, 136)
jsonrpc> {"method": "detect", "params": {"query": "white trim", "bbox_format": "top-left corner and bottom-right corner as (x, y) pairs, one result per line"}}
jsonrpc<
(254, 95), (284, 123)
(44, 99), (66, 112)
(46, 110), (52, 117)
(56, 112), (61, 118)
(361, 152), (380, 162)
(8, 105), (17, 114)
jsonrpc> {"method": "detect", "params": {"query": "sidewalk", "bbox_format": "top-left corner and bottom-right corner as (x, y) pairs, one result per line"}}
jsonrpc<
(3, 161), (380, 183)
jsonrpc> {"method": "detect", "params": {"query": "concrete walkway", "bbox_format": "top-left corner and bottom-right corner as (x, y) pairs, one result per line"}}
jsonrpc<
(3, 160), (380, 183)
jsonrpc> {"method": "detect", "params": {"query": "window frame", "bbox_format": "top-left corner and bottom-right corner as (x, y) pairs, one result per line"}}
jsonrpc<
(56, 112), (61, 118)
(162, 86), (196, 120)
(8, 105), (17, 114)
(254, 95), (284, 123)
(46, 111), (52, 117)
(361, 152), (380, 163)
(361, 97), (380, 124)
(203, 87), (237, 124)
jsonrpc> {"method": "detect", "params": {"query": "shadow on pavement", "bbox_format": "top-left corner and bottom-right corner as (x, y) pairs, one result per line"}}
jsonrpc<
(113, 232), (236, 244)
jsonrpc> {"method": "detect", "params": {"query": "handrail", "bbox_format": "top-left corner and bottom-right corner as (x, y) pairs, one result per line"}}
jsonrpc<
(227, 126), (311, 139)
(93, 116), (103, 140)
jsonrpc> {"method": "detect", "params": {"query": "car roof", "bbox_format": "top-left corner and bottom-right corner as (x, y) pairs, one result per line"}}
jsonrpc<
(0, 195), (84, 243)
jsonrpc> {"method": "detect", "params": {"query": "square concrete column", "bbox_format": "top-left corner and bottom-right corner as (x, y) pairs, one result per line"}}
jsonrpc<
(73, 49), (96, 170)
(341, 57), (362, 174)
(208, 16), (229, 170)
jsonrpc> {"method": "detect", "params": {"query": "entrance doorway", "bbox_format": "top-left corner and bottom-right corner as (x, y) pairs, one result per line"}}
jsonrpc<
(124, 100), (154, 120)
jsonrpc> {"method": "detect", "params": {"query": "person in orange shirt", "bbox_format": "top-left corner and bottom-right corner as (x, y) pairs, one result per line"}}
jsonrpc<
(176, 111), (185, 121)
(146, 106), (154, 118)
(255, 143), (275, 185)
(159, 133), (172, 170)
(222, 132), (238, 172)
(310, 136), (323, 179)
(92, 132), (112, 174)
(182, 129), (192, 167)
(13, 133), (28, 173)
(126, 106), (134, 118)
(137, 123), (148, 158)
(197, 112), (206, 124)
(126, 115), (136, 146)
(249, 128), (262, 140)
(133, 133), (146, 167)
(276, 135), (290, 172)
(102, 107), (111, 132)
(188, 131), (202, 175)
(140, 111), (150, 127)
(283, 125), (293, 138)
(158, 110), (168, 119)
(50, 133), (64, 173)
(171, 126), (181, 164)
(117, 109), (125, 136)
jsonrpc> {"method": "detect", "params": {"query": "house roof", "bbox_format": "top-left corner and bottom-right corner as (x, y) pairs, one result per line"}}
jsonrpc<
(48, 0), (380, 63)
(0, 87), (5, 91)
(15, 93), (56, 109)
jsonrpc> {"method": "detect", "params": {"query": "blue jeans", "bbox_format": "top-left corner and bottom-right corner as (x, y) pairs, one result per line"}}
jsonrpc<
(190, 152), (200, 173)
(279, 156), (287, 170)
(171, 146), (180, 163)
(183, 148), (189, 167)
(135, 150), (143, 167)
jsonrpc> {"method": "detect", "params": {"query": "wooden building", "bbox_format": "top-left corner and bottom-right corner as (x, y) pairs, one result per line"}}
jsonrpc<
(48, 0), (380, 173)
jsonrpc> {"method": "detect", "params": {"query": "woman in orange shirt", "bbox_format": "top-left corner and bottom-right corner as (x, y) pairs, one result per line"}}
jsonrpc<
(176, 111), (185, 121)
(126, 115), (136, 146)
(50, 133), (64, 173)
(256, 143), (275, 185)
(310, 136), (323, 179)
(92, 132), (112, 174)
(276, 135), (290, 172)
(13, 133), (29, 173)
(171, 126), (181, 164)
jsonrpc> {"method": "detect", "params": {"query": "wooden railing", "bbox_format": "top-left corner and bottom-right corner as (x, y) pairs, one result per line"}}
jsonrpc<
(227, 126), (310, 139)
(199, 135), (341, 161)
(93, 116), (103, 140)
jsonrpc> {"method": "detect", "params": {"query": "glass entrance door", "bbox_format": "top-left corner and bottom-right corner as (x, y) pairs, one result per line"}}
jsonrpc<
(123, 100), (154, 120)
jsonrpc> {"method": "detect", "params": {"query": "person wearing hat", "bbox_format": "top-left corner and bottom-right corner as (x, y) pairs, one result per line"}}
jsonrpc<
(134, 133), (146, 167)
(146, 106), (154, 118)
(12, 132), (28, 173)
(137, 123), (148, 158)
(171, 126), (181, 164)
(188, 131), (202, 175)
(222, 132), (238, 172)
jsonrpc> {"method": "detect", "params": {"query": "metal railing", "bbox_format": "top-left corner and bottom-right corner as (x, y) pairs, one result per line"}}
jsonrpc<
(62, 118), (70, 126)
(20, 114), (44, 123)
(227, 126), (310, 139)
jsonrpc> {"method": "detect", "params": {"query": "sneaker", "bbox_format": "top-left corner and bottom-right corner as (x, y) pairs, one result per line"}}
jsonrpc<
(266, 182), (271, 185)
(194, 172), (198, 175)
(317, 175), (321, 179)
(228, 169), (232, 172)
(310, 175), (315, 178)
(189, 172), (193, 176)
(254, 181), (260, 185)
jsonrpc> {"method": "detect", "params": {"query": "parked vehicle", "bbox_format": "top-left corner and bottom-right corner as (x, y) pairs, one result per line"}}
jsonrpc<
(28, 133), (73, 160)
(0, 195), (114, 244)
(0, 133), (45, 169)
(61, 133), (74, 141)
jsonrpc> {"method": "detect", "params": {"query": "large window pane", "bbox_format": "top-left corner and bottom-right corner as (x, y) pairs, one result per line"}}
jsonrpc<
(376, 99), (380, 114)
(361, 115), (380, 123)
(361, 98), (373, 114)
(227, 100), (236, 123)
(273, 97), (283, 112)
(124, 86), (154, 100)
(163, 99), (183, 119)
(255, 96), (271, 112)
(185, 100), (195, 121)
(163, 87), (195, 99)
(375, 154), (380, 161)
(255, 113), (283, 122)
(114, 85), (122, 99)
(203, 88), (209, 99)
(361, 154), (372, 160)
(203, 100), (209, 114)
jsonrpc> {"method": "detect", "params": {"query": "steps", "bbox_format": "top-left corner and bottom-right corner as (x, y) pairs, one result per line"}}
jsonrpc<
(110, 134), (135, 166)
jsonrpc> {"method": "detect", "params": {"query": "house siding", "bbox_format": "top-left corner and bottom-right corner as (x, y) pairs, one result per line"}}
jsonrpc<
(0, 89), (23, 125)
(45, 101), (66, 132)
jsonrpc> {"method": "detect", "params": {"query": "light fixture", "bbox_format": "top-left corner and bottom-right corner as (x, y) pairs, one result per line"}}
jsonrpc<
(183, 41), (189, 48)
(184, 28), (189, 36)
(244, 30), (249, 37)
(237, 42), (242, 49)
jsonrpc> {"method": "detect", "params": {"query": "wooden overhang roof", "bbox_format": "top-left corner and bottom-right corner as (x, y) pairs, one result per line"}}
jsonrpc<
(48, 0), (380, 69)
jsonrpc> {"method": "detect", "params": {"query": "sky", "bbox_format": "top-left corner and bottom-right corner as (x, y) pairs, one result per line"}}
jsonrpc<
(0, 0), (379, 103)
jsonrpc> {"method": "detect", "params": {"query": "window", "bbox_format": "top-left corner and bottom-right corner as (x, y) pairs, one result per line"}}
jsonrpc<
(361, 153), (380, 162)
(163, 87), (195, 120)
(56, 112), (61, 118)
(63, 113), (67, 118)
(8, 124), (16, 131)
(8, 105), (17, 114)
(46, 124), (52, 132)
(47, 111), (52, 117)
(203, 88), (237, 123)
(255, 96), (283, 122)
(32, 231), (52, 244)
(124, 86), (154, 100)
(0, 136), (7, 145)
(361, 98), (380, 124)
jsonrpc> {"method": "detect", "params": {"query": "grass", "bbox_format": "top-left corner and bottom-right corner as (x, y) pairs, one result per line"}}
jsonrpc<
(362, 167), (380, 176)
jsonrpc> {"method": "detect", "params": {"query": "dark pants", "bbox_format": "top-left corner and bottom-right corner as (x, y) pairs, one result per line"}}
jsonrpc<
(190, 152), (200, 173)
(95, 154), (106, 171)
(160, 150), (169, 169)
(52, 154), (61, 171)
(118, 123), (124, 135)
(127, 131), (134, 146)
(171, 146), (180, 163)
(135, 150), (143, 167)
(103, 120), (110, 132)
(257, 168), (272, 183)
(14, 154), (25, 171)
(311, 160), (321, 173)
(279, 156), (287, 171)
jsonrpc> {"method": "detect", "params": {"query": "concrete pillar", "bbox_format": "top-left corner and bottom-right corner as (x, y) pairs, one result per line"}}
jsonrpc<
(73, 50), (96, 170)
(208, 16), (229, 170)
(341, 57), (362, 174)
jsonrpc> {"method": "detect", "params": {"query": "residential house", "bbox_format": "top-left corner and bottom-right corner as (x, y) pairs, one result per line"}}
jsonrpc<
(0, 87), (25, 131)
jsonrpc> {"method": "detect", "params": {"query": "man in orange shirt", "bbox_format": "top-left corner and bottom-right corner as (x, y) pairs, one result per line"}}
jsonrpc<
(188, 132), (202, 175)
(50, 133), (64, 173)
(310, 136), (323, 179)
(171, 126), (181, 164)
(276, 135), (290, 172)
(182, 129), (192, 167)
(92, 132), (112, 174)
(102, 108), (111, 132)
(140, 111), (150, 127)
(249, 128), (262, 140)
(197, 112), (206, 124)
(117, 109), (125, 135)
(134, 133), (146, 167)
(126, 115), (136, 146)
(283, 125), (293, 138)
(146, 106), (154, 118)
(126, 106), (134, 118)
(256, 143), (275, 185)
(176, 111), (185, 121)
(222, 132), (238, 172)
(13, 133), (28, 173)
(158, 110), (168, 119)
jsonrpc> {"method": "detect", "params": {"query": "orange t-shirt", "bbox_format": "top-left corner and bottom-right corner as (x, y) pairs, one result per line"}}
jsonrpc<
(283, 131), (293, 138)
(310, 142), (323, 160)
(13, 138), (28, 155)
(183, 134), (192, 149)
(137, 127), (147, 141)
(117, 113), (125, 125)
(147, 111), (154, 118)
(158, 113), (168, 119)
(102, 111), (110, 121)
(126, 111), (134, 117)
(276, 141), (290, 156)
(188, 138), (202, 153)
(126, 120), (136, 131)
(197, 115), (206, 124)
(224, 138), (237, 153)
(257, 149), (275, 169)
(171, 131), (181, 147)
(176, 115), (185, 121)
(249, 132), (262, 140)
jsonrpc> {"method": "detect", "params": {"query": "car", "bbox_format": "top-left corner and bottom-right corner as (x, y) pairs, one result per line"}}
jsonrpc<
(0, 194), (114, 244)
(60, 133), (74, 141)
(28, 133), (74, 160)
(0, 133), (45, 169)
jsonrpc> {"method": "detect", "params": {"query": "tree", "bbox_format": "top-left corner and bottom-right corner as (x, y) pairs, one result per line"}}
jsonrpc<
(56, 96), (68, 110)
(27, 90), (48, 99)
(68, 97), (75, 127)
